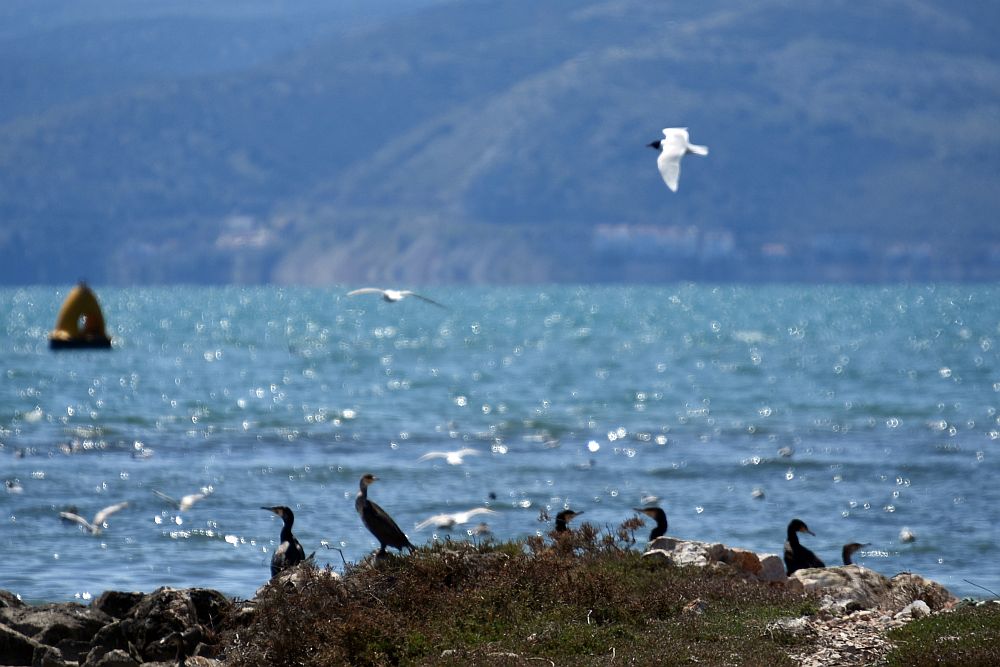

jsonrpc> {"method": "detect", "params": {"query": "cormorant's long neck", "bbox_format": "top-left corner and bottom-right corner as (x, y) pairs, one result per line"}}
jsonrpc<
(787, 530), (800, 547)
(555, 519), (567, 532)
(650, 511), (668, 539)
(280, 517), (295, 543)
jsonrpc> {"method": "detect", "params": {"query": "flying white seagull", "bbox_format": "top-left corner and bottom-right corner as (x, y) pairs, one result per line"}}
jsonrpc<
(648, 127), (709, 192)
(152, 486), (213, 511)
(415, 507), (498, 530)
(59, 501), (129, 535)
(417, 448), (480, 465)
(346, 288), (446, 308)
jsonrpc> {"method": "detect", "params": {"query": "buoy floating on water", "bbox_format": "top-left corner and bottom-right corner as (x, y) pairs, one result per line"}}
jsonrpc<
(48, 282), (112, 350)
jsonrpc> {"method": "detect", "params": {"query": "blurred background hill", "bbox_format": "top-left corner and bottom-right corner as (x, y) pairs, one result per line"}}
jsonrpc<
(1, 0), (998, 285)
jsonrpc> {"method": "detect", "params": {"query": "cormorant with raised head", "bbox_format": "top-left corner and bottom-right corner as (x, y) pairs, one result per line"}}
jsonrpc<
(554, 509), (583, 533)
(356, 474), (415, 557)
(262, 506), (306, 578)
(783, 518), (826, 575)
(842, 542), (868, 565)
(634, 506), (668, 540)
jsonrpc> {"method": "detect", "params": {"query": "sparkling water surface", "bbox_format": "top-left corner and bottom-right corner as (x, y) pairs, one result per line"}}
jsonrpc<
(1, 285), (997, 602)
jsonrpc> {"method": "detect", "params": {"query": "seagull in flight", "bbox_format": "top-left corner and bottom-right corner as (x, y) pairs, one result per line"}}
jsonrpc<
(648, 127), (708, 192)
(417, 448), (480, 465)
(152, 486), (213, 511)
(59, 502), (129, 534)
(415, 507), (498, 530)
(346, 288), (446, 308)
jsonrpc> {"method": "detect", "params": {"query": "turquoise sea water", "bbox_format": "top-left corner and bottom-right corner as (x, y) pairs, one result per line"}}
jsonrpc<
(1, 285), (997, 602)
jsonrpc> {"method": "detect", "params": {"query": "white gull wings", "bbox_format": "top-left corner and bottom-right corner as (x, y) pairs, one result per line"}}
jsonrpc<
(648, 127), (709, 192)
(152, 486), (213, 511)
(59, 501), (129, 534)
(415, 507), (498, 530)
(346, 288), (447, 308)
(416, 448), (480, 465)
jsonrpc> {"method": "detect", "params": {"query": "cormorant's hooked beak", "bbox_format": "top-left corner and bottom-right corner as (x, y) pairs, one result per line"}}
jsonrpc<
(800, 526), (815, 536)
(647, 140), (661, 149)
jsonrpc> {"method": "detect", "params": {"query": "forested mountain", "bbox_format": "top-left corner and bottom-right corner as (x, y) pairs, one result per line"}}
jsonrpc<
(1, 0), (998, 284)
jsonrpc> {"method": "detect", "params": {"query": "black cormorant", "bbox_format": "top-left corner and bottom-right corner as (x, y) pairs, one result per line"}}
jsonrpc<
(783, 518), (825, 575)
(356, 474), (415, 557)
(262, 506), (306, 577)
(554, 509), (583, 533)
(634, 506), (668, 540)
(842, 542), (868, 565)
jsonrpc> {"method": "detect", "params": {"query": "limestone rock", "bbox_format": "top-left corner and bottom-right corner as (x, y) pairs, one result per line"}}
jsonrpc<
(644, 537), (787, 582)
(789, 565), (956, 614)
(790, 565), (890, 611)
(757, 554), (787, 582)
(894, 600), (931, 620)
(886, 572), (956, 612)
(647, 537), (714, 567)
(766, 616), (814, 638)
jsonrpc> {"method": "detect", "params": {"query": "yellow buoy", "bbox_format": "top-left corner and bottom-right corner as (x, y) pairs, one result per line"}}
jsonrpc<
(48, 282), (112, 350)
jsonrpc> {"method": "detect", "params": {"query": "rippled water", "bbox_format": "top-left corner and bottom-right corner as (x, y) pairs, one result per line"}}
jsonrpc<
(1, 285), (997, 602)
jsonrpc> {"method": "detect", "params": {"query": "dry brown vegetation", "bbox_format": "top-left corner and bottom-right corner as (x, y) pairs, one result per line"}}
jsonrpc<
(223, 522), (818, 666)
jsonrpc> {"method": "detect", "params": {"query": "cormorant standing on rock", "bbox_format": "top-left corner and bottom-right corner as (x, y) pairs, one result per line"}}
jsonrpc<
(262, 506), (306, 578)
(634, 506), (668, 540)
(783, 518), (826, 575)
(356, 474), (415, 557)
(554, 509), (583, 533)
(842, 542), (868, 565)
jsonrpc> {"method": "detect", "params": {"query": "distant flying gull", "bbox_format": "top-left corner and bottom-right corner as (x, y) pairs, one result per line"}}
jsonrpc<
(152, 486), (213, 511)
(59, 501), (129, 534)
(415, 507), (498, 530)
(346, 287), (446, 308)
(417, 448), (480, 465)
(648, 127), (708, 192)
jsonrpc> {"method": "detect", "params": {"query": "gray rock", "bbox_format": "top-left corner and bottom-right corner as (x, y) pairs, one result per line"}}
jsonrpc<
(0, 601), (111, 648)
(92, 591), (145, 619)
(790, 565), (891, 611)
(757, 554), (787, 582)
(0, 621), (38, 665)
(789, 565), (956, 614)
(894, 599), (931, 620)
(33, 643), (70, 667)
(644, 537), (787, 582)
(766, 616), (814, 638)
(886, 572), (956, 612)
(118, 587), (228, 662)
(88, 648), (139, 667)
(0, 590), (25, 609)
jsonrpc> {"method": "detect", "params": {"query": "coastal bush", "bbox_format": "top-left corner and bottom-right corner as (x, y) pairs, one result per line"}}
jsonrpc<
(885, 602), (1000, 666)
(223, 523), (817, 666)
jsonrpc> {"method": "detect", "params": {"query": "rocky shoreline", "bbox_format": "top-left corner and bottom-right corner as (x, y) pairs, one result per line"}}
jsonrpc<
(643, 536), (959, 666)
(1, 536), (962, 667)
(0, 587), (229, 667)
